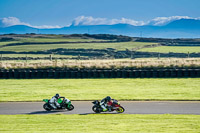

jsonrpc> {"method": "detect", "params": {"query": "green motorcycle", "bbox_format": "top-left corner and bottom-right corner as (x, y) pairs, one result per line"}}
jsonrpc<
(43, 97), (74, 111)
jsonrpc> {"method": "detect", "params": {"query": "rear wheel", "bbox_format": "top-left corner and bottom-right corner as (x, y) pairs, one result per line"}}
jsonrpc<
(43, 103), (51, 111)
(116, 106), (125, 113)
(66, 104), (74, 111)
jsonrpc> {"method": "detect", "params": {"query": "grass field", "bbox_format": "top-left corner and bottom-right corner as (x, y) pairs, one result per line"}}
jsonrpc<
(0, 41), (19, 46)
(17, 37), (106, 42)
(139, 46), (200, 53)
(0, 114), (199, 133)
(0, 38), (106, 47)
(0, 42), (156, 52)
(0, 54), (80, 58)
(0, 78), (199, 101)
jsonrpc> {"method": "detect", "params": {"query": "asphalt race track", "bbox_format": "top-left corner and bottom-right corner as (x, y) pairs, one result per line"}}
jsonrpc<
(0, 101), (200, 115)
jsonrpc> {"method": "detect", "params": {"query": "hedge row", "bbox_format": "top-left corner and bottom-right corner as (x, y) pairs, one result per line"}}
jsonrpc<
(0, 69), (200, 79)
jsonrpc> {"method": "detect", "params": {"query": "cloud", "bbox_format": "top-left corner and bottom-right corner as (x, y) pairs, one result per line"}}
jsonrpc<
(1, 16), (200, 29)
(72, 16), (200, 26)
(0, 17), (30, 27)
(148, 16), (196, 26)
(72, 16), (146, 26)
(31, 25), (62, 29)
(0, 17), (62, 29)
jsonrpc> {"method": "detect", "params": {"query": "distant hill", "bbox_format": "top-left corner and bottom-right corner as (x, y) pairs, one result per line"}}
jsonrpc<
(0, 19), (200, 38)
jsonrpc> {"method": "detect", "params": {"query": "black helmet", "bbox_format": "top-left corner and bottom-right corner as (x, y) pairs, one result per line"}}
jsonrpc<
(106, 96), (111, 101)
(55, 93), (60, 98)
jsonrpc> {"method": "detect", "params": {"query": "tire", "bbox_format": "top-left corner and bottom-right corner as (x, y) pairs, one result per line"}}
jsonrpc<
(66, 104), (74, 111)
(116, 106), (125, 113)
(92, 106), (101, 113)
(43, 103), (52, 111)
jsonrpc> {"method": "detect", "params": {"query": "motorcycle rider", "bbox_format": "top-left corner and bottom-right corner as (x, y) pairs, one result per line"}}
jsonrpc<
(100, 96), (112, 112)
(49, 93), (61, 109)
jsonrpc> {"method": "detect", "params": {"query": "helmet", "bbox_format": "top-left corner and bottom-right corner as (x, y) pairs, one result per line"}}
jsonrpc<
(106, 96), (111, 101)
(55, 93), (60, 99)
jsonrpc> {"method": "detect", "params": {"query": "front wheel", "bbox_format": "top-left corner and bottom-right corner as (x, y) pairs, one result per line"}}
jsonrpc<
(116, 106), (125, 113)
(66, 104), (74, 111)
(43, 103), (52, 111)
(92, 106), (101, 113)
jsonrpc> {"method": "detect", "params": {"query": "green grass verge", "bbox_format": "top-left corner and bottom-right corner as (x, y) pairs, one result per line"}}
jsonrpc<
(139, 46), (200, 53)
(0, 114), (199, 133)
(0, 42), (156, 52)
(0, 79), (200, 101)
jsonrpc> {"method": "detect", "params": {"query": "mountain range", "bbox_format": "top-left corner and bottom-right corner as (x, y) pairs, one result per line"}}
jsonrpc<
(0, 19), (200, 38)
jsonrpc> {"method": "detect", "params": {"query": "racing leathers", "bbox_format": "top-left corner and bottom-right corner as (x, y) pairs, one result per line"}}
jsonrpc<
(49, 96), (60, 109)
(100, 97), (111, 112)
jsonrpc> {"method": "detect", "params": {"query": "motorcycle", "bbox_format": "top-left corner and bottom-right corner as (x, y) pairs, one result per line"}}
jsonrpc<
(43, 97), (74, 111)
(92, 99), (125, 113)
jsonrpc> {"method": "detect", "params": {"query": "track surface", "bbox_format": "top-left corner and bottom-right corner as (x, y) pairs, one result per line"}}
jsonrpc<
(0, 101), (200, 115)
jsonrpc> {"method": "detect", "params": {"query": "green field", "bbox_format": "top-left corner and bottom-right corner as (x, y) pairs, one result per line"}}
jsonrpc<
(0, 114), (199, 133)
(16, 37), (106, 43)
(0, 79), (199, 102)
(0, 38), (106, 47)
(0, 42), (155, 52)
(0, 54), (80, 58)
(139, 46), (200, 53)
(0, 41), (20, 46)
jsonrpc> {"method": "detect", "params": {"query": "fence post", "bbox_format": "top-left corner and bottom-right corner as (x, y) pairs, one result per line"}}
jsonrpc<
(50, 54), (52, 61)
(158, 53), (160, 59)
(26, 55), (28, 62)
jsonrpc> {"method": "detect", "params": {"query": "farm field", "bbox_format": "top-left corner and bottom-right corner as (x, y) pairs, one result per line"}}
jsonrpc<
(0, 38), (107, 47)
(0, 41), (20, 46)
(0, 78), (200, 102)
(139, 46), (200, 53)
(15, 37), (106, 43)
(0, 54), (79, 58)
(1, 34), (200, 60)
(0, 41), (156, 52)
(0, 114), (199, 133)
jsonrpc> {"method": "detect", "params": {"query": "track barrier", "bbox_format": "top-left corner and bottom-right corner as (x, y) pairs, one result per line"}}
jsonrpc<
(0, 69), (200, 79)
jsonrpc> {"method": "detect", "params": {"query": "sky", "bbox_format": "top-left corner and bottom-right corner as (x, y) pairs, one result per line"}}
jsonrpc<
(0, 0), (200, 28)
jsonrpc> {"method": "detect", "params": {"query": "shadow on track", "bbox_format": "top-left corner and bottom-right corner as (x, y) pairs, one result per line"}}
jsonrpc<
(79, 112), (120, 115)
(28, 110), (66, 114)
